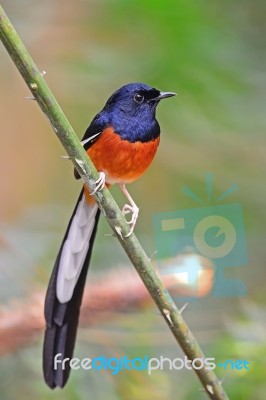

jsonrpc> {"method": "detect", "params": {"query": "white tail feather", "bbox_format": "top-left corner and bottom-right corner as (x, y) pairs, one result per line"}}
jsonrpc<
(56, 194), (98, 303)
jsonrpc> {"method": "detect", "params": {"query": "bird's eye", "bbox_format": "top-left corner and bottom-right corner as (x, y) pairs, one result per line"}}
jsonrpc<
(134, 93), (144, 103)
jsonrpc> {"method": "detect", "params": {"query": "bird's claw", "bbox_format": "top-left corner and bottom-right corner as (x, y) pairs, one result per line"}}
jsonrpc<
(122, 203), (139, 236)
(90, 172), (106, 195)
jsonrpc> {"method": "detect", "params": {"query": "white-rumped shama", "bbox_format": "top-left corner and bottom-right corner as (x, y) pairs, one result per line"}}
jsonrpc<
(43, 82), (176, 388)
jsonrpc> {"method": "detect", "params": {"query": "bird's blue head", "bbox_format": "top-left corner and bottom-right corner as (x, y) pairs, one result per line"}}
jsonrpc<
(100, 83), (176, 142)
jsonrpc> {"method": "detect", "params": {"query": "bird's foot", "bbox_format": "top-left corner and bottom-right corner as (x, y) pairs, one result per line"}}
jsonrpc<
(122, 203), (139, 237)
(90, 172), (106, 195)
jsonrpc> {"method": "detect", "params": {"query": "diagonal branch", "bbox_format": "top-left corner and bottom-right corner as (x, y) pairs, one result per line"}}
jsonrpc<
(0, 5), (229, 400)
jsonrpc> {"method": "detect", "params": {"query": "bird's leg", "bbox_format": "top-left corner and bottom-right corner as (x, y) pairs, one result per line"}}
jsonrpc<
(119, 183), (139, 236)
(90, 172), (106, 195)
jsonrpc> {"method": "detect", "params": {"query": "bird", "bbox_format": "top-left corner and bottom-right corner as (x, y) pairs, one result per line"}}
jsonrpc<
(43, 82), (176, 388)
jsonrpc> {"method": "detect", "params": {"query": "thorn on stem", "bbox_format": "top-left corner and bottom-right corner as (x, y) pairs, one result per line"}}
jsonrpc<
(114, 226), (123, 240)
(25, 96), (36, 100)
(179, 303), (188, 314)
(206, 384), (214, 395)
(163, 308), (173, 326)
(104, 233), (116, 237)
(81, 132), (101, 147)
(219, 375), (226, 384)
(148, 250), (158, 261)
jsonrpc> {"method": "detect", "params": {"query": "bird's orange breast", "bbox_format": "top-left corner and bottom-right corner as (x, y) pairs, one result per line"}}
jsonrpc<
(87, 127), (160, 184)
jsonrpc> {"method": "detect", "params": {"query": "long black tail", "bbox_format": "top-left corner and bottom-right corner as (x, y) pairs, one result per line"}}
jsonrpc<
(43, 189), (100, 388)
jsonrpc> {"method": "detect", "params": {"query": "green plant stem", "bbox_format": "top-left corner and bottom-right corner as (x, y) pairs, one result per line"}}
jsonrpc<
(0, 5), (229, 400)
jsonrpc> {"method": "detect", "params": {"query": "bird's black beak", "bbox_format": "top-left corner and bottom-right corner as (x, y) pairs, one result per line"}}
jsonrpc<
(151, 91), (176, 101)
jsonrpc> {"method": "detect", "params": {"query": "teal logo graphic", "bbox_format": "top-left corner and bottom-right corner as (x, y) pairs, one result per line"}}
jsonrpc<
(153, 174), (248, 299)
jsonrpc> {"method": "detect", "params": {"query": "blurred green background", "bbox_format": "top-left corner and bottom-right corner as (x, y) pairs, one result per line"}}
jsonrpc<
(0, 0), (266, 399)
